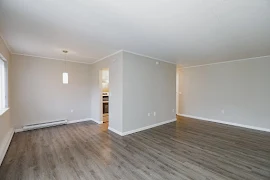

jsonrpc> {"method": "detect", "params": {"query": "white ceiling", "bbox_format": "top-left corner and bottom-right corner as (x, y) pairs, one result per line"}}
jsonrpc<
(0, 0), (269, 66)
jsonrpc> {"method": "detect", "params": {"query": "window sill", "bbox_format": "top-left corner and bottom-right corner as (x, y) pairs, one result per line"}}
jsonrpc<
(0, 108), (9, 116)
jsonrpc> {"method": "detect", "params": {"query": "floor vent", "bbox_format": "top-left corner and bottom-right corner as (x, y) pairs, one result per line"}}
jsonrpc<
(22, 119), (68, 131)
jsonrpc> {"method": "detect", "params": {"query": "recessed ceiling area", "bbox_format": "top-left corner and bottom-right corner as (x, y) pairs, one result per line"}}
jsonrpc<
(0, 0), (269, 66)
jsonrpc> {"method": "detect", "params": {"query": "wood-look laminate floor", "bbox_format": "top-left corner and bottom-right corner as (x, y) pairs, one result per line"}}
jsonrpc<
(1, 116), (270, 180)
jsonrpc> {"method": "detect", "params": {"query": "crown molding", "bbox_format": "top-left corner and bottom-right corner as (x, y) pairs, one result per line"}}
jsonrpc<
(12, 53), (93, 64)
(182, 55), (270, 69)
(123, 50), (176, 65)
(91, 49), (178, 65)
(91, 50), (124, 64)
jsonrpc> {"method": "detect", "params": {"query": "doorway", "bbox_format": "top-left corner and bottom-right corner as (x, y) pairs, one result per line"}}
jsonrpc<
(176, 68), (182, 115)
(100, 68), (109, 123)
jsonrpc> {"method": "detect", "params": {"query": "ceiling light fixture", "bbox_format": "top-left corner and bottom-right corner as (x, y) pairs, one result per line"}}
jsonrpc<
(62, 50), (68, 84)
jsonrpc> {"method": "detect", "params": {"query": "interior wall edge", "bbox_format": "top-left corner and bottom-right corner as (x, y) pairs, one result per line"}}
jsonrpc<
(0, 128), (14, 166)
(108, 127), (123, 136)
(0, 34), (12, 55)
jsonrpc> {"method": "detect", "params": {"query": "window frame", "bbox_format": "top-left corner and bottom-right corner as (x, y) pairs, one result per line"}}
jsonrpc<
(0, 53), (9, 115)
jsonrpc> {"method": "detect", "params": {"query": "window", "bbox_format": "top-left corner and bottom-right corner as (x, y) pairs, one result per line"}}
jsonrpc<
(0, 54), (8, 111)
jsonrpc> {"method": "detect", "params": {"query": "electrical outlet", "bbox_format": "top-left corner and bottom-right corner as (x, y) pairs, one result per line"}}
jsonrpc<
(148, 113), (151, 116)
(156, 61), (159, 65)
(71, 109), (74, 113)
(153, 112), (156, 116)
(172, 109), (175, 112)
(221, 110), (225, 114)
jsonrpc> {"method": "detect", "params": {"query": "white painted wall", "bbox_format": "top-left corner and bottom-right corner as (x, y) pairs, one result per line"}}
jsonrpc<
(11, 55), (92, 128)
(0, 36), (13, 165)
(179, 57), (270, 130)
(122, 52), (176, 132)
(90, 52), (123, 132)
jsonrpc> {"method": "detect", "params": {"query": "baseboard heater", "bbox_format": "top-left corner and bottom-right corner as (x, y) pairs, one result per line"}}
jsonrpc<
(22, 119), (68, 131)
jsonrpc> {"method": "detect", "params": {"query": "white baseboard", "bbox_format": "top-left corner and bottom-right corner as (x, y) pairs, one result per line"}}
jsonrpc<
(14, 128), (23, 133)
(15, 118), (103, 133)
(108, 118), (177, 136)
(15, 119), (68, 133)
(122, 119), (177, 136)
(108, 127), (123, 136)
(179, 114), (270, 133)
(0, 128), (14, 166)
(90, 118), (103, 124)
(68, 118), (92, 124)
(68, 118), (103, 125)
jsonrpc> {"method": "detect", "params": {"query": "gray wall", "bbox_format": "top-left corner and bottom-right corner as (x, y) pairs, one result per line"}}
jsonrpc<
(10, 51), (124, 132)
(122, 52), (176, 132)
(0, 36), (12, 160)
(11, 55), (91, 128)
(179, 57), (270, 129)
(90, 52), (123, 132)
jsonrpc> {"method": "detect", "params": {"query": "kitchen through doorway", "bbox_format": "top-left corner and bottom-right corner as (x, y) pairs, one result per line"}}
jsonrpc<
(101, 68), (109, 123)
